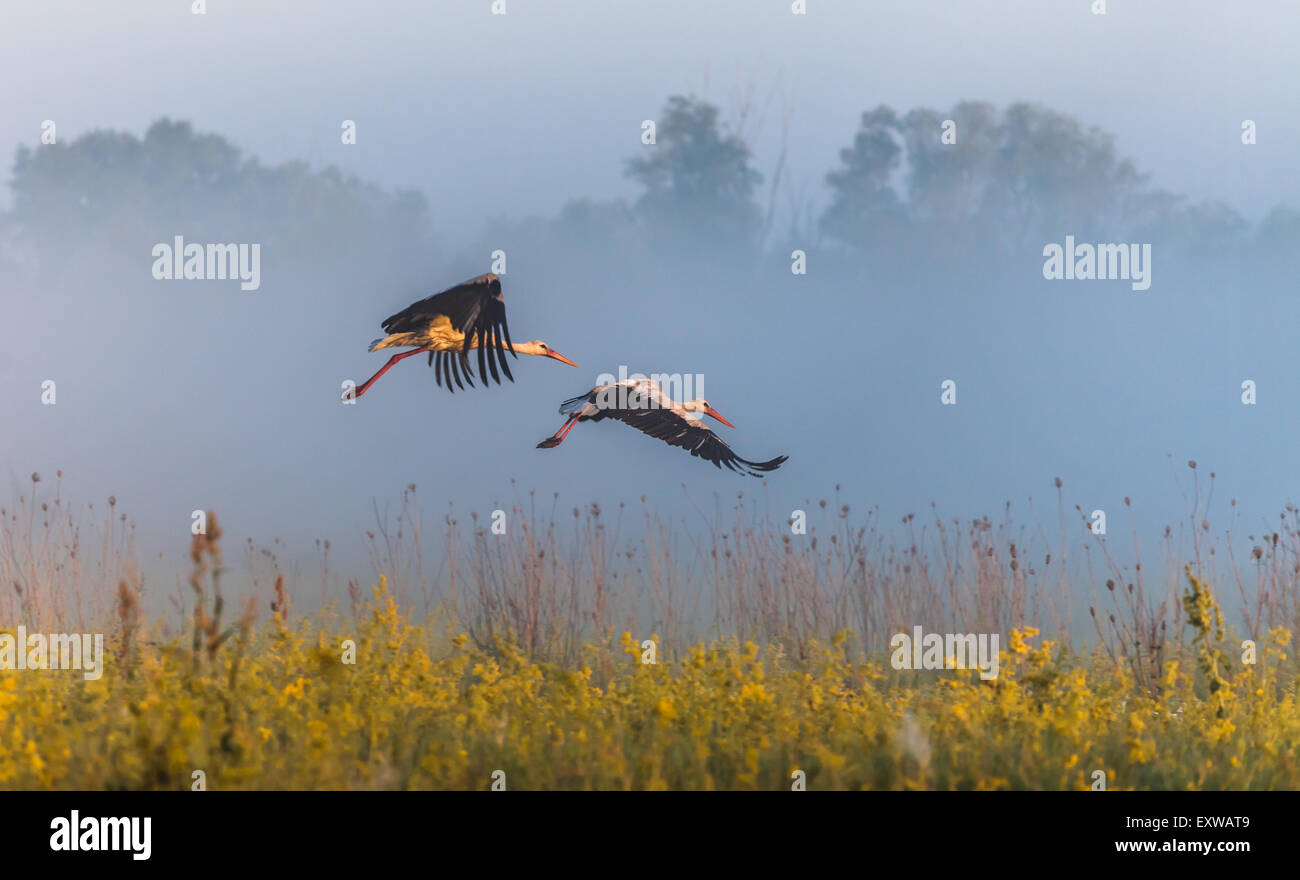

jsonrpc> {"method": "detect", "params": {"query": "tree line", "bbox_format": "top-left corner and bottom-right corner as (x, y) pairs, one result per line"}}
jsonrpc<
(4, 97), (1295, 283)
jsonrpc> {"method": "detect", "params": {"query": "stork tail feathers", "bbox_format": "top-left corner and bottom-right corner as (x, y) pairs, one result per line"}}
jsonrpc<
(738, 455), (789, 474)
(558, 393), (590, 415)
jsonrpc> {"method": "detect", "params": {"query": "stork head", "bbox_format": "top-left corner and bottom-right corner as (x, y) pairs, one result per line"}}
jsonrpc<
(519, 340), (578, 367)
(683, 399), (734, 428)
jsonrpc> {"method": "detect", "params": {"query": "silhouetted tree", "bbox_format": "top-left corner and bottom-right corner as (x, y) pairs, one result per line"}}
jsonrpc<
(8, 118), (433, 284)
(1254, 205), (1300, 266)
(820, 105), (907, 253)
(625, 95), (763, 260)
(819, 102), (1242, 262)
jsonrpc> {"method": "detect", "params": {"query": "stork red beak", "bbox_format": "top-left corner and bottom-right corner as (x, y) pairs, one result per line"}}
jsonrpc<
(705, 407), (735, 428)
(546, 350), (578, 367)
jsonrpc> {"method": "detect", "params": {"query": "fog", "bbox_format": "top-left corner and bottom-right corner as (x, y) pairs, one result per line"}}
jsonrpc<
(2, 1), (1298, 613)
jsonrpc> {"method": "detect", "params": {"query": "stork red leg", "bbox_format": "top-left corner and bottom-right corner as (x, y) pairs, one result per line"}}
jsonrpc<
(348, 348), (428, 400)
(536, 414), (580, 449)
(558, 416), (580, 441)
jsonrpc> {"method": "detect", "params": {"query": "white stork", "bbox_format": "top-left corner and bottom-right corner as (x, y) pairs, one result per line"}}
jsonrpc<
(536, 377), (788, 477)
(346, 273), (577, 400)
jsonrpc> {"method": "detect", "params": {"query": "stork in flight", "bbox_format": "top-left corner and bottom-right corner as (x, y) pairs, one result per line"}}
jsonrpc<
(536, 377), (788, 477)
(345, 273), (577, 400)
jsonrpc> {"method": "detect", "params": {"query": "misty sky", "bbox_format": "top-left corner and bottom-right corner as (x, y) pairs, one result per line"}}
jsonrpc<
(3, 0), (1299, 601)
(3, 1), (1295, 232)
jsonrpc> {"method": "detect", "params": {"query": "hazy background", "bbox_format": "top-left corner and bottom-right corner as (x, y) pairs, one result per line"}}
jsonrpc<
(2, 1), (1298, 613)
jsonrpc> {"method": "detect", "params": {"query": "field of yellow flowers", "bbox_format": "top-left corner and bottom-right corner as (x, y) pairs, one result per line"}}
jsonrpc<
(2, 567), (1296, 790)
(3, 475), (1299, 791)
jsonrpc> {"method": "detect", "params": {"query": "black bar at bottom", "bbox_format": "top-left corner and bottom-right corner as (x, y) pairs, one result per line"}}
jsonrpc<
(0, 790), (1280, 867)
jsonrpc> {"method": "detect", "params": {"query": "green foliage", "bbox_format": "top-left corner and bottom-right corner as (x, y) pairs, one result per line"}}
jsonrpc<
(1182, 565), (1233, 719)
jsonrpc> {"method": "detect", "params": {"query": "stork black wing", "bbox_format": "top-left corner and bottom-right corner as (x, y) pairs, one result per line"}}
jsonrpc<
(607, 407), (788, 477)
(381, 273), (516, 393)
